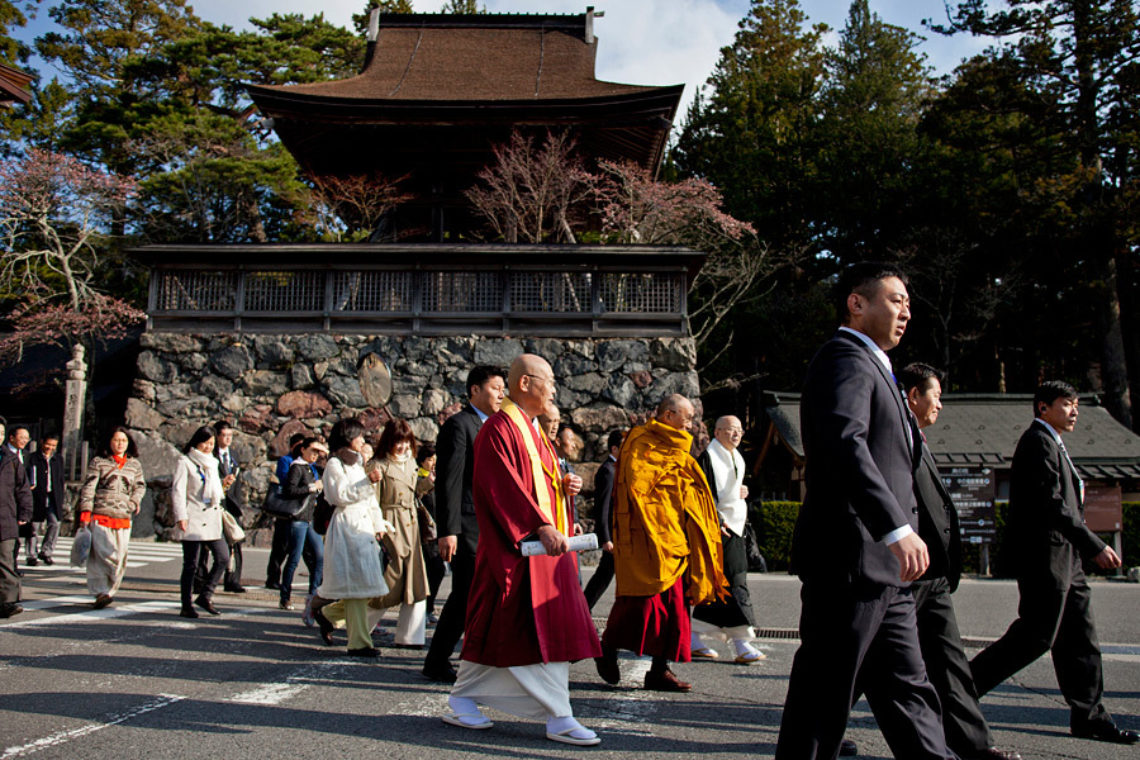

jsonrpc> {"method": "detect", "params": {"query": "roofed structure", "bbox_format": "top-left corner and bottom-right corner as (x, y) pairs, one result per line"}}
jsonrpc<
(0, 63), (32, 108)
(246, 8), (683, 240)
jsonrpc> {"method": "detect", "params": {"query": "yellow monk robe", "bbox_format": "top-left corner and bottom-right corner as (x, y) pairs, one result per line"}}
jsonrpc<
(611, 419), (728, 605)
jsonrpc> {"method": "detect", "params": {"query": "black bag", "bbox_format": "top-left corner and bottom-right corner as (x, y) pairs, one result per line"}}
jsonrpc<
(742, 522), (768, 573)
(261, 484), (310, 519)
(312, 492), (334, 535)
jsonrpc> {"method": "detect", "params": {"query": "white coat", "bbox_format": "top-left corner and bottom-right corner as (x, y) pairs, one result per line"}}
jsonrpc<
(171, 449), (225, 542)
(317, 453), (390, 600)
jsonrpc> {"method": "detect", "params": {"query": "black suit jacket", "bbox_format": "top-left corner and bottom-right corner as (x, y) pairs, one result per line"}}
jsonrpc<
(0, 452), (33, 541)
(215, 447), (245, 514)
(915, 441), (961, 591)
(436, 405), (483, 556)
(792, 330), (920, 588)
(1008, 422), (1106, 589)
(593, 457), (616, 544)
(28, 451), (65, 522)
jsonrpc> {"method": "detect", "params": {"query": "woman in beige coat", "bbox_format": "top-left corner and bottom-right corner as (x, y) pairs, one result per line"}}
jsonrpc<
(366, 417), (429, 647)
(77, 427), (146, 609)
(171, 426), (228, 618)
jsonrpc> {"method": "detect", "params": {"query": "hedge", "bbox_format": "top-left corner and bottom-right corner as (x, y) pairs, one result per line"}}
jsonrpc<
(750, 500), (1139, 575)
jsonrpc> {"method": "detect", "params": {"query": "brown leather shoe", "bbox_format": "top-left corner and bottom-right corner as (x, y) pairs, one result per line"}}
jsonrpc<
(644, 668), (691, 692)
(93, 594), (113, 609)
(969, 748), (1022, 759)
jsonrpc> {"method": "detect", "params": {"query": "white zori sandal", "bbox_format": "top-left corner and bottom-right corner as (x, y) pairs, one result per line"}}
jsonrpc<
(442, 696), (493, 729)
(546, 716), (601, 746)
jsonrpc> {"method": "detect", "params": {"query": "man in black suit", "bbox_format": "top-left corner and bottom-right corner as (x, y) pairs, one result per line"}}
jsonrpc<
(0, 431), (32, 618)
(583, 429), (624, 610)
(196, 421), (246, 594)
(898, 363), (1020, 760)
(775, 263), (952, 760)
(27, 435), (64, 566)
(422, 364), (506, 683)
(970, 381), (1137, 745)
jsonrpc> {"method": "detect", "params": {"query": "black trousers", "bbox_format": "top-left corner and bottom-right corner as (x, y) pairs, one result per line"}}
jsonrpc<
(181, 539), (228, 608)
(424, 544), (475, 667)
(912, 576), (993, 757)
(0, 538), (20, 606)
(692, 530), (755, 630)
(583, 550), (615, 610)
(776, 581), (952, 760)
(265, 518), (292, 586)
(970, 563), (1110, 730)
(425, 549), (447, 613)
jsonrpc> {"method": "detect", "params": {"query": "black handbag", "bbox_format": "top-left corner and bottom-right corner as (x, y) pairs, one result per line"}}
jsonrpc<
(261, 485), (310, 519)
(743, 522), (768, 573)
(312, 493), (334, 535)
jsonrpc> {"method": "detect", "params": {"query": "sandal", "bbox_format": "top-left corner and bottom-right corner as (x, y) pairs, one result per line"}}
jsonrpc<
(442, 713), (493, 730)
(547, 726), (601, 746)
(691, 647), (718, 659)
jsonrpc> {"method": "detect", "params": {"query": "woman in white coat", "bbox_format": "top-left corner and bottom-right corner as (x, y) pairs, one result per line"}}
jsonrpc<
(171, 426), (229, 618)
(310, 418), (391, 656)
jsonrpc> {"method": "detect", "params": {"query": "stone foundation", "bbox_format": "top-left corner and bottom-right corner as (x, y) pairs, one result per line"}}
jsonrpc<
(125, 333), (699, 537)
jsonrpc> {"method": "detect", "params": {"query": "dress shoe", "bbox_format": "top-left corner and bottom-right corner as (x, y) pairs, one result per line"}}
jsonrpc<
(93, 594), (113, 609)
(179, 606), (199, 619)
(194, 595), (221, 616)
(38, 555), (53, 566)
(0, 604), (23, 618)
(644, 668), (691, 692)
(839, 738), (858, 756)
(422, 660), (458, 683)
(1072, 721), (1139, 744)
(26, 556), (37, 567)
(313, 608), (336, 646)
(265, 581), (281, 590)
(968, 748), (1021, 759)
(347, 646), (380, 658)
(279, 599), (295, 611)
(594, 647), (620, 685)
(224, 584), (247, 593)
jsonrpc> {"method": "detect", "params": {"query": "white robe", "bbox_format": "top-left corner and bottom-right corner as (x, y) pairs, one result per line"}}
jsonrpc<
(451, 661), (572, 720)
(706, 439), (747, 535)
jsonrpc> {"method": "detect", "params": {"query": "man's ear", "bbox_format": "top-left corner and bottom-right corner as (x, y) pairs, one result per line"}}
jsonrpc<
(846, 292), (863, 318)
(906, 387), (919, 406)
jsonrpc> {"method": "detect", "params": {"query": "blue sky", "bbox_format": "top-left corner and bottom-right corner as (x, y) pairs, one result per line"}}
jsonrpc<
(18, 0), (997, 119)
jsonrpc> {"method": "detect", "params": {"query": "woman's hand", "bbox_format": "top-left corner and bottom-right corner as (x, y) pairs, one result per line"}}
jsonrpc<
(178, 520), (188, 531)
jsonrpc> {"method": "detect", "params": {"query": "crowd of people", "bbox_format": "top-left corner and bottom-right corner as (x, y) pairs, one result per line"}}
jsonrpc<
(0, 261), (1137, 754)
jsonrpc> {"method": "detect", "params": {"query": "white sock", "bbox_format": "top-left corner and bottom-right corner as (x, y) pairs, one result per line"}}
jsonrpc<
(547, 716), (595, 739)
(448, 695), (484, 718)
(733, 639), (757, 656)
(691, 630), (707, 650)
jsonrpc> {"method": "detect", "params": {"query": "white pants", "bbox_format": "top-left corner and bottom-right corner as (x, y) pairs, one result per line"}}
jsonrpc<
(87, 523), (130, 597)
(451, 660), (572, 720)
(365, 598), (427, 645)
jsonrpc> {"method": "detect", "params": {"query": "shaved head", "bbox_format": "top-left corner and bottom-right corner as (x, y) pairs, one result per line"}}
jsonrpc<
(508, 354), (556, 418)
(656, 393), (695, 432)
(714, 415), (744, 451)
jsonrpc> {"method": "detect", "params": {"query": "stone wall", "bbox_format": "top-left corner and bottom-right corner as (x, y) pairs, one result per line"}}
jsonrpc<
(125, 332), (700, 537)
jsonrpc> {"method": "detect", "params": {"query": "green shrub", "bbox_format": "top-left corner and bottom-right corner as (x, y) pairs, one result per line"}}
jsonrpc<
(750, 501), (800, 571)
(1123, 502), (1139, 568)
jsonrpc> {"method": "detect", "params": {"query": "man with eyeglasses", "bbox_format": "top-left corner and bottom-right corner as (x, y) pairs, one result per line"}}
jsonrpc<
(595, 393), (727, 692)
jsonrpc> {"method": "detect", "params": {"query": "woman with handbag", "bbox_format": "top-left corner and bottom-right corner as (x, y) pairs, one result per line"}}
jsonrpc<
(279, 437), (327, 613)
(171, 426), (229, 618)
(76, 427), (146, 609)
(309, 418), (390, 656)
(363, 418), (430, 648)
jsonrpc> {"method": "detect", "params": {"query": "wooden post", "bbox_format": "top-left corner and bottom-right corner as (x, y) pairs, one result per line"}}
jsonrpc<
(62, 344), (87, 481)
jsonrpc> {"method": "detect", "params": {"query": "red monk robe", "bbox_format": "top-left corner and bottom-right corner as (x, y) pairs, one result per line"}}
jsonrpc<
(460, 409), (601, 667)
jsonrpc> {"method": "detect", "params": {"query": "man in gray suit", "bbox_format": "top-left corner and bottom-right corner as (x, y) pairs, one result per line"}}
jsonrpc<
(776, 262), (952, 760)
(970, 381), (1137, 745)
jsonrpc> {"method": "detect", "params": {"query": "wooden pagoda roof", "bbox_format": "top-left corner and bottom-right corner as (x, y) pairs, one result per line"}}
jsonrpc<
(246, 11), (683, 175)
(0, 63), (32, 108)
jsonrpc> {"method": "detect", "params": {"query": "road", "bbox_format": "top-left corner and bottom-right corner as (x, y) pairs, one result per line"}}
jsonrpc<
(1, 538), (1138, 759)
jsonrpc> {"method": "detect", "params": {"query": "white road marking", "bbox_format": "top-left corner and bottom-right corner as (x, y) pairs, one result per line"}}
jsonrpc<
(587, 657), (658, 734)
(0, 600), (183, 628)
(0, 694), (185, 758)
(17, 596), (94, 610)
(226, 663), (341, 706)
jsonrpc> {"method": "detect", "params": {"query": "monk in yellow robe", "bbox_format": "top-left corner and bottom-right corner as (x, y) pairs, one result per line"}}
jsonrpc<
(596, 393), (727, 692)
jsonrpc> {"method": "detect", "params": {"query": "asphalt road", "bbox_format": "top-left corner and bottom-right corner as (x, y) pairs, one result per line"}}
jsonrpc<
(1, 539), (1138, 759)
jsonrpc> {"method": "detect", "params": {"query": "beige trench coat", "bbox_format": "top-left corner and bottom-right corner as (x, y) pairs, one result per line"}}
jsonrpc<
(370, 455), (428, 608)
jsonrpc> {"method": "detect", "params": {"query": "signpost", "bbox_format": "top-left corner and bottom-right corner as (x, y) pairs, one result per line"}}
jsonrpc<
(942, 465), (998, 574)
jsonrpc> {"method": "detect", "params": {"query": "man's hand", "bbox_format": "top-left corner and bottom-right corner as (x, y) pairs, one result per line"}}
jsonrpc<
(601, 540), (614, 553)
(563, 473), (582, 496)
(888, 532), (930, 582)
(438, 534), (458, 562)
(574, 522), (584, 536)
(1094, 546), (1122, 570)
(740, 485), (749, 500)
(537, 524), (570, 557)
(222, 474), (236, 489)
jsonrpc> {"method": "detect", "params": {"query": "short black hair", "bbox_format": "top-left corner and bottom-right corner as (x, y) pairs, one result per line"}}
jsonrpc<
(8, 425), (29, 440)
(183, 425), (217, 455)
(329, 418), (365, 452)
(101, 426), (139, 458)
(416, 443), (436, 466)
(606, 430), (625, 450)
(466, 365), (506, 396)
(213, 420), (233, 434)
(834, 261), (909, 323)
(1034, 380), (1078, 417)
(899, 362), (945, 395)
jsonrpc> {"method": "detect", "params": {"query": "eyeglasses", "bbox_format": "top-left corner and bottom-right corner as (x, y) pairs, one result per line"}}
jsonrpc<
(523, 374), (557, 390)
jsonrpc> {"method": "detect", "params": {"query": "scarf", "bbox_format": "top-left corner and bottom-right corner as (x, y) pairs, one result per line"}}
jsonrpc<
(705, 439), (748, 535)
(501, 396), (568, 535)
(187, 447), (224, 507)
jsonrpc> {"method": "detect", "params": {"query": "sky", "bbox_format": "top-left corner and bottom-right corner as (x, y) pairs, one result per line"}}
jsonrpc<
(20, 0), (997, 122)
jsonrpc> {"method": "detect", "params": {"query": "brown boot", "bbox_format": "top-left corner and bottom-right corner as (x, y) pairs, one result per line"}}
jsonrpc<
(644, 668), (691, 692)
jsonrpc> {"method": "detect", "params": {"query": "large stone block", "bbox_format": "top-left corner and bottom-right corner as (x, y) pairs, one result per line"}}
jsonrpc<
(291, 363), (315, 389)
(554, 355), (598, 377)
(650, 337), (697, 371)
(140, 332), (203, 353)
(296, 334), (339, 362)
(270, 419), (310, 459)
(277, 390), (334, 419)
(473, 338), (523, 367)
(125, 398), (165, 431)
(564, 372), (605, 396)
(390, 393), (421, 419)
(210, 344), (253, 380)
(199, 375), (233, 401)
(602, 376), (637, 408)
(571, 404), (632, 433)
(409, 416), (440, 444)
(239, 404), (274, 434)
(596, 340), (649, 371)
(422, 388), (449, 416)
(254, 336), (295, 367)
(240, 369), (290, 397)
(324, 374), (367, 408)
(136, 351), (177, 383)
(130, 429), (183, 484)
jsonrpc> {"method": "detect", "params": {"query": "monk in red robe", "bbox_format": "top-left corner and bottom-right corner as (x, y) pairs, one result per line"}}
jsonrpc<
(443, 353), (602, 747)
